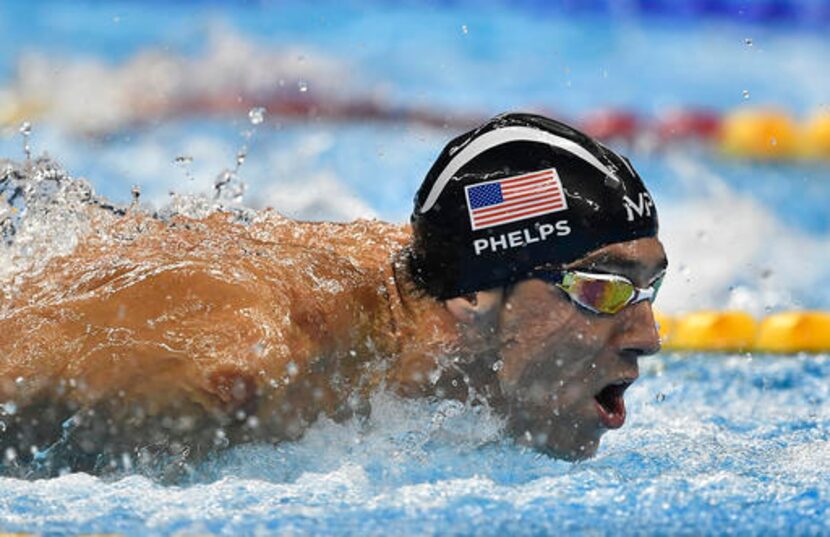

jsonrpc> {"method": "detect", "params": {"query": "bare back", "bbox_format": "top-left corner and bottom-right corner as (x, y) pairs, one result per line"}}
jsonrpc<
(0, 210), (411, 474)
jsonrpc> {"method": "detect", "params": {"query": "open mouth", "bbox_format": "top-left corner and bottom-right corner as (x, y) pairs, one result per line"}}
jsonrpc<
(594, 380), (632, 429)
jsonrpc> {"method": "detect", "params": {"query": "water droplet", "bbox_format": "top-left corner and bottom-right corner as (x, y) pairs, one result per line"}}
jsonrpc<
(742, 89), (750, 100)
(286, 361), (299, 377)
(745, 37), (753, 46)
(461, 24), (469, 34)
(248, 106), (266, 125)
(4, 447), (17, 462)
(19, 122), (32, 160)
(655, 392), (666, 402)
(298, 81), (308, 93)
(236, 148), (247, 167)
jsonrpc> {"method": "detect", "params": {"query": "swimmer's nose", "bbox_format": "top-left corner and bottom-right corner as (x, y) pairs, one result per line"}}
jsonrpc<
(618, 300), (661, 358)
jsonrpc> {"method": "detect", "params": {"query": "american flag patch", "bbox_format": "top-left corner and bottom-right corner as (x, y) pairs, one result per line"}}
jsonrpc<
(465, 168), (568, 231)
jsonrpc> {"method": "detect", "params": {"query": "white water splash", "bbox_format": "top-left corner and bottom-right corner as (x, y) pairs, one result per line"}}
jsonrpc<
(5, 25), (353, 135)
(657, 153), (830, 314)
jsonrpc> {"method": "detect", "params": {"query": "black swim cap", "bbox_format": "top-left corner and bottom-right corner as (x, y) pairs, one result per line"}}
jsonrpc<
(409, 112), (658, 299)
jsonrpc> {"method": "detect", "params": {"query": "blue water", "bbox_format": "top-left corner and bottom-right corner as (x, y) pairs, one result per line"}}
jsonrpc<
(2, 1), (830, 535)
(2, 355), (828, 535)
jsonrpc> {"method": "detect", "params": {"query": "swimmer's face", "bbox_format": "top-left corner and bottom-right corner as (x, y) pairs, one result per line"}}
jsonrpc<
(495, 237), (667, 459)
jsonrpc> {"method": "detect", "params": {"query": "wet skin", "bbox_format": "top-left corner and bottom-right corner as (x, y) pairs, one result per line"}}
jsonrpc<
(457, 237), (668, 459)
(0, 210), (665, 472)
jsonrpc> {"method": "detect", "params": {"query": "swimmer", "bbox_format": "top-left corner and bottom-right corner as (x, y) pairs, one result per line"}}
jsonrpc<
(0, 113), (666, 474)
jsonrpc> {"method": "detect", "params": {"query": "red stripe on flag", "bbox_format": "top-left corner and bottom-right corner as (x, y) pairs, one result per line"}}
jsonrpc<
(501, 178), (554, 194)
(473, 191), (562, 216)
(474, 197), (565, 223)
(474, 201), (566, 226)
(503, 184), (558, 199)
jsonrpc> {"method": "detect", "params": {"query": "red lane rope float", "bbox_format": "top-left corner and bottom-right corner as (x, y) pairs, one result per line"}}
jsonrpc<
(4, 88), (830, 161)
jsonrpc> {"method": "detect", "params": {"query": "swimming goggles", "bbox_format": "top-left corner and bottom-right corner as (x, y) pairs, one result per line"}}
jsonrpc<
(532, 269), (665, 315)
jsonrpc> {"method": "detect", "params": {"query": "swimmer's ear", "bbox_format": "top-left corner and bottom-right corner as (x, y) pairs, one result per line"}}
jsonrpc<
(444, 288), (504, 327)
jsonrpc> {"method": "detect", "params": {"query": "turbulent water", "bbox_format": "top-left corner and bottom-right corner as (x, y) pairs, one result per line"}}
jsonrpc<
(3, 1), (830, 533)
(0, 157), (829, 535)
(1, 355), (828, 535)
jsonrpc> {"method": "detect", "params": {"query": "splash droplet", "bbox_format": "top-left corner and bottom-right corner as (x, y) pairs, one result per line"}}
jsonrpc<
(742, 89), (750, 100)
(655, 392), (666, 402)
(298, 81), (308, 93)
(744, 37), (753, 46)
(248, 106), (266, 125)
(19, 121), (32, 161)
(461, 24), (469, 34)
(173, 155), (193, 165)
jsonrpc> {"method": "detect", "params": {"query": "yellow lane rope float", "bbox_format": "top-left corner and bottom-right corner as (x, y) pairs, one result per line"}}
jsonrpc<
(658, 310), (830, 353)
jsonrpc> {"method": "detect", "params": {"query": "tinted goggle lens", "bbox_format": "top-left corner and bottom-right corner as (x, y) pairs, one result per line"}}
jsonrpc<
(561, 272), (634, 314)
(542, 270), (663, 315)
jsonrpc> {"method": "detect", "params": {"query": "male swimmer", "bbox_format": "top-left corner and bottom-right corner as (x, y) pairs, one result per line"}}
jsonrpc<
(0, 113), (666, 474)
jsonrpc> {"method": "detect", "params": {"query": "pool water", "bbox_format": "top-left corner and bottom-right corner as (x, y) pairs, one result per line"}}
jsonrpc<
(1, 355), (828, 535)
(1, 1), (830, 534)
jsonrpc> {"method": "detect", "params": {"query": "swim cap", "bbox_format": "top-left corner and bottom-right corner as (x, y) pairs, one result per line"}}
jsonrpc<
(409, 112), (658, 299)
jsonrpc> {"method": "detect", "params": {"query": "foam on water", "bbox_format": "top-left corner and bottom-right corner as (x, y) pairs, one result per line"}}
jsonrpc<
(3, 6), (830, 531)
(1, 159), (829, 534)
(4, 25), (352, 136)
(1, 356), (828, 535)
(657, 152), (830, 313)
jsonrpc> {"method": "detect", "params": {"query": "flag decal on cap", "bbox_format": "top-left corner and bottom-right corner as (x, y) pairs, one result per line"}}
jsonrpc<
(465, 168), (568, 231)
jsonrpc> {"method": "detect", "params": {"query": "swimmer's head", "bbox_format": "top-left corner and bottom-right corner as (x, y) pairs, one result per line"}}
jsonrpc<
(409, 112), (658, 300)
(408, 113), (666, 460)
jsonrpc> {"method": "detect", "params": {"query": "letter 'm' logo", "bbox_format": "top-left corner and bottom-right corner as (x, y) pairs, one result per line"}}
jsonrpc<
(622, 193), (653, 222)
